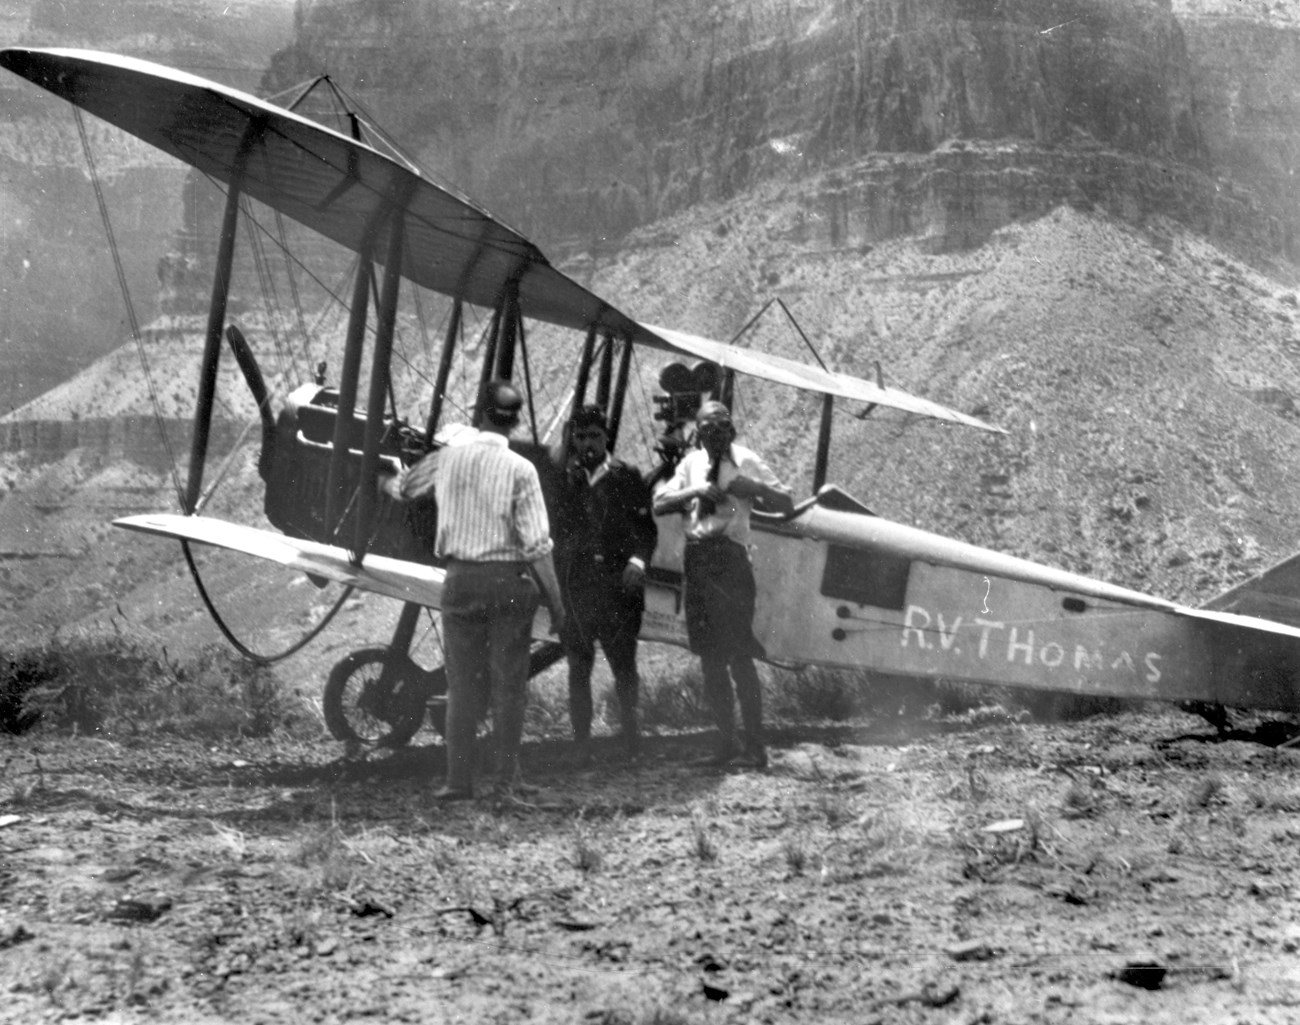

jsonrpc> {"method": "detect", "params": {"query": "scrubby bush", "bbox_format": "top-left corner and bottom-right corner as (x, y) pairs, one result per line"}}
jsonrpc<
(1, 623), (315, 740)
(638, 666), (711, 731)
(1, 646), (58, 734)
(767, 668), (864, 722)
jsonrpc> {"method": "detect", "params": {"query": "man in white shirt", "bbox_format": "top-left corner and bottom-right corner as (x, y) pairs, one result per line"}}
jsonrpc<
(413, 380), (564, 802)
(653, 401), (792, 768)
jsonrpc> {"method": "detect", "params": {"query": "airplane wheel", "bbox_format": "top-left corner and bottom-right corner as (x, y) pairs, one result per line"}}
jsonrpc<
(323, 648), (426, 748)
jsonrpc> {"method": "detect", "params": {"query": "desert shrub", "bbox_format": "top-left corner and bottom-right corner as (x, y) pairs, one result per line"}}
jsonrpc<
(1014, 690), (1135, 722)
(933, 680), (1018, 717)
(51, 623), (178, 733)
(522, 668), (574, 738)
(768, 668), (863, 722)
(4, 624), (311, 740)
(768, 670), (1023, 723)
(0, 645), (59, 734)
(638, 666), (711, 731)
(1248, 784), (1300, 813)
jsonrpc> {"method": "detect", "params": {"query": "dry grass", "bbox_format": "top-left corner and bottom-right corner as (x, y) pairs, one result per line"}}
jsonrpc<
(3, 627), (318, 742)
(688, 805), (719, 862)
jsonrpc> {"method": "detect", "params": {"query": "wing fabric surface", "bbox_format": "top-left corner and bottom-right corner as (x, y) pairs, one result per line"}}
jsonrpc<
(639, 322), (1001, 431)
(114, 513), (446, 608)
(0, 46), (1001, 433)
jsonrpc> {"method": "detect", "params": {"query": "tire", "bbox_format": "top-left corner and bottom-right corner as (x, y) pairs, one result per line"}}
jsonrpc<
(323, 648), (427, 748)
(367, 641), (556, 741)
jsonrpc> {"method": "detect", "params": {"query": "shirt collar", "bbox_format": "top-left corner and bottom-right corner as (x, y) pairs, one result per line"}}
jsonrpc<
(473, 431), (509, 448)
(586, 455), (612, 486)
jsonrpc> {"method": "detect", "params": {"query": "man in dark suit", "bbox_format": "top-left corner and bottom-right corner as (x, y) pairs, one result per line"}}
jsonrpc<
(553, 405), (658, 761)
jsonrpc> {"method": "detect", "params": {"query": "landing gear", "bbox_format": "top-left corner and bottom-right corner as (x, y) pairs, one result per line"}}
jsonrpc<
(322, 638), (566, 749)
(323, 647), (445, 747)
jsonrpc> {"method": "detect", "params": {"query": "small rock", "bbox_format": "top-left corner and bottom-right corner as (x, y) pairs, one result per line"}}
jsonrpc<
(919, 982), (960, 1007)
(108, 895), (173, 922)
(342, 895), (394, 918)
(945, 938), (996, 962)
(1115, 957), (1167, 990)
(0, 923), (35, 950)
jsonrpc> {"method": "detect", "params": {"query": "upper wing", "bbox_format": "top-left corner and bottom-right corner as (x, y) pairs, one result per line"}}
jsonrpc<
(1, 46), (1002, 433)
(636, 322), (1002, 432)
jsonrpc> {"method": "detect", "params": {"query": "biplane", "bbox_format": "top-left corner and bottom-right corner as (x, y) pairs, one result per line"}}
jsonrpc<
(6, 46), (1300, 748)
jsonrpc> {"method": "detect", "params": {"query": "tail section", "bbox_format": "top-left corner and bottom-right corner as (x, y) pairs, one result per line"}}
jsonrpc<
(1201, 551), (1300, 630)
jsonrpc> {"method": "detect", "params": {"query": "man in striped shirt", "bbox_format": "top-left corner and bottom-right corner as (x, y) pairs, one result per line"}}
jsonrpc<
(428, 379), (564, 802)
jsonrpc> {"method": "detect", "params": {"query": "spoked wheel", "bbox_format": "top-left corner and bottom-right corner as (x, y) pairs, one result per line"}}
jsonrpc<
(427, 643), (562, 739)
(323, 647), (430, 748)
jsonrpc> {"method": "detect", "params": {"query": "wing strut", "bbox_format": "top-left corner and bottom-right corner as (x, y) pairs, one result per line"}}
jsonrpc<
(608, 336), (634, 451)
(472, 300), (505, 422)
(354, 177), (417, 562)
(573, 325), (598, 407)
(186, 117), (264, 514)
(595, 332), (615, 410)
(426, 297), (462, 436)
(325, 231), (376, 535)
(494, 278), (521, 381)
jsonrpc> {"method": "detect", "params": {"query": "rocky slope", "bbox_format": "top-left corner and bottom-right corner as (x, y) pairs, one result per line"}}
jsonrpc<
(4, 0), (1300, 672)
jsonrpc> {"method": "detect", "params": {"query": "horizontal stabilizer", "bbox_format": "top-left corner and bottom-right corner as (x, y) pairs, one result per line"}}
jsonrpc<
(1199, 551), (1300, 631)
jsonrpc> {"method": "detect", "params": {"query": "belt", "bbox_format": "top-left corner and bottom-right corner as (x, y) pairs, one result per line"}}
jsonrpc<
(686, 534), (743, 548)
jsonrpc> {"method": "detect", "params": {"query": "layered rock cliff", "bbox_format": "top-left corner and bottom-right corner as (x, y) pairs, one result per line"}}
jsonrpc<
(0, 0), (295, 413)
(274, 0), (1296, 264)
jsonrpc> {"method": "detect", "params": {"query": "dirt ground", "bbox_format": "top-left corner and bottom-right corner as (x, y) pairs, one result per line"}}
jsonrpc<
(3, 706), (1300, 1024)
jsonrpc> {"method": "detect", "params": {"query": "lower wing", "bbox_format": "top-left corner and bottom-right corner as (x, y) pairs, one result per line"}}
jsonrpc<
(113, 513), (447, 608)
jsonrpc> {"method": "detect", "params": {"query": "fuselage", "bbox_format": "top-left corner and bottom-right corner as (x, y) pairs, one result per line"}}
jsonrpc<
(644, 489), (1300, 713)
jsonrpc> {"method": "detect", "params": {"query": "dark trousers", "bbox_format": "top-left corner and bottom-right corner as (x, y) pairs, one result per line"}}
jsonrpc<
(441, 561), (539, 793)
(561, 561), (643, 740)
(684, 537), (765, 753)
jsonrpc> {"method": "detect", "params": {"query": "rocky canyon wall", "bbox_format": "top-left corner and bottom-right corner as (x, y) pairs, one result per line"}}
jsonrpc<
(0, 0), (295, 414)
(272, 0), (1293, 265)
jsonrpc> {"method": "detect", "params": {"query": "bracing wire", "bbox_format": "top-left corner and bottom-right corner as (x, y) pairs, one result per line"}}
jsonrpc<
(73, 107), (186, 509)
(626, 345), (658, 467)
(272, 206), (315, 374)
(74, 115), (351, 662)
(203, 171), (354, 342)
(241, 196), (296, 384)
(181, 540), (354, 665)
